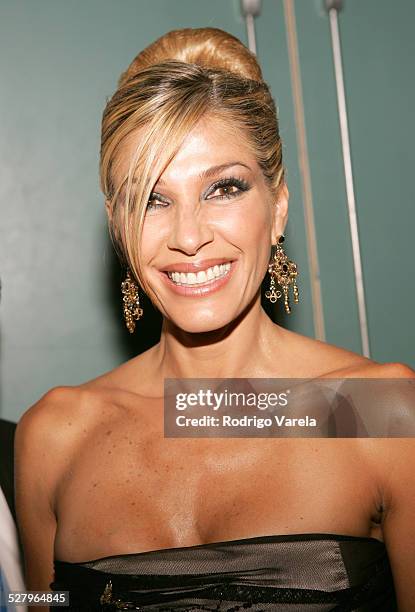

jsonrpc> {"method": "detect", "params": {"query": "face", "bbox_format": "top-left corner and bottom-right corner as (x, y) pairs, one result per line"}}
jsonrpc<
(109, 115), (288, 333)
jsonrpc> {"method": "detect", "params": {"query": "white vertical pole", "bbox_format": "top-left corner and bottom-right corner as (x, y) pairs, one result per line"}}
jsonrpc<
(325, 0), (371, 357)
(240, 0), (261, 54)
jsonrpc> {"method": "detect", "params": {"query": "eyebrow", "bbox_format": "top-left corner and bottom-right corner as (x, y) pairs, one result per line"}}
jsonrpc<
(155, 161), (252, 186)
(116, 161), (252, 197)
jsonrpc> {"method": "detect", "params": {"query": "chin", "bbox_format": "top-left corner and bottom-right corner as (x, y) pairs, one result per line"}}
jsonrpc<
(167, 309), (236, 335)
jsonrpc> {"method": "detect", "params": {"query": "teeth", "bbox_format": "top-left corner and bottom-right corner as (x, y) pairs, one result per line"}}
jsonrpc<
(196, 270), (207, 283)
(167, 262), (231, 286)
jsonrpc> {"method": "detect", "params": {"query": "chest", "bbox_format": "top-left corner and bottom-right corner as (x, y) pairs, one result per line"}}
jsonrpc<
(53, 421), (381, 560)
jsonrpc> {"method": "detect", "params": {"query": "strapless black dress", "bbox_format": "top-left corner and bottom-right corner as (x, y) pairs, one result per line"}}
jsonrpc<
(50, 533), (397, 611)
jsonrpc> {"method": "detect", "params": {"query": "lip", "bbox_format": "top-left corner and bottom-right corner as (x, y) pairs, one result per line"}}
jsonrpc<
(161, 258), (234, 273)
(159, 260), (237, 297)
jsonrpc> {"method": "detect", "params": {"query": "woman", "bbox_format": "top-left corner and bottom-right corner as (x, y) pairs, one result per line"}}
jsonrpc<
(15, 27), (415, 611)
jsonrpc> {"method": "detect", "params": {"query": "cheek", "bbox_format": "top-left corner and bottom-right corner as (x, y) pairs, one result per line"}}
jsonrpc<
(140, 221), (165, 264)
(247, 203), (270, 240)
(236, 200), (273, 275)
(222, 199), (271, 246)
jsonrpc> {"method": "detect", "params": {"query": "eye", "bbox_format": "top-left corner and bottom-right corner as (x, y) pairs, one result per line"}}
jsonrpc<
(146, 193), (170, 212)
(206, 177), (250, 200)
(212, 184), (239, 198)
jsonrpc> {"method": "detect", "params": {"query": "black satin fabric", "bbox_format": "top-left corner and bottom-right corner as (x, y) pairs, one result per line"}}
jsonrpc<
(50, 533), (397, 611)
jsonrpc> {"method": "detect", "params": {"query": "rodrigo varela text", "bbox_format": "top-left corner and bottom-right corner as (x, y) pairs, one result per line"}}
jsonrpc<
(176, 415), (317, 428)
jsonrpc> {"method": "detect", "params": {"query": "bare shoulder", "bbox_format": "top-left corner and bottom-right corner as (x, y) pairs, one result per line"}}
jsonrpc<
(17, 385), (95, 441)
(16, 345), (159, 445)
(17, 386), (80, 446)
(329, 360), (415, 379)
(372, 361), (415, 378)
(280, 326), (415, 379)
(279, 326), (376, 376)
(15, 385), (114, 475)
(15, 387), (76, 489)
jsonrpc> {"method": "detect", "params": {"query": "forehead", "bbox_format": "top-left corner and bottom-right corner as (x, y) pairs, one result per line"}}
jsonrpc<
(111, 114), (257, 188)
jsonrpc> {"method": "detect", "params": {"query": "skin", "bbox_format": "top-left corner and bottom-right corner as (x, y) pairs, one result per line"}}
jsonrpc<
(14, 115), (415, 611)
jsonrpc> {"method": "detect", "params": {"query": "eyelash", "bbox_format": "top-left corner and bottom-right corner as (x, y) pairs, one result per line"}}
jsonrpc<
(146, 176), (251, 210)
(206, 176), (251, 200)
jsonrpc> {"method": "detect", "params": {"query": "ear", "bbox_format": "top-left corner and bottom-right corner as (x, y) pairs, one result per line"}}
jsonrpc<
(271, 181), (289, 244)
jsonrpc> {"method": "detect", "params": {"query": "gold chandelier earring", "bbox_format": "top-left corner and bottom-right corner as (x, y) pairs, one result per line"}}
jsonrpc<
(265, 234), (299, 314)
(121, 268), (143, 333)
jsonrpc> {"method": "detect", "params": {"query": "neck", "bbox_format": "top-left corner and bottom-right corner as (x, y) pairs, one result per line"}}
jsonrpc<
(153, 294), (284, 379)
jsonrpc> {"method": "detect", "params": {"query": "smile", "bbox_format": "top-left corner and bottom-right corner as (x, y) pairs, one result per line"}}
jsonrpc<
(160, 260), (237, 297)
(167, 263), (231, 286)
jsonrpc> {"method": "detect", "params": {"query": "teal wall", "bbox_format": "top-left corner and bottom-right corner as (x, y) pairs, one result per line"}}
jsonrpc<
(1, 0), (414, 421)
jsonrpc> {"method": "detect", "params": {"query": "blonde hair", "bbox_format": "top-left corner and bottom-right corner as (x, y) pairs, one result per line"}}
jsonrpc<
(100, 27), (285, 296)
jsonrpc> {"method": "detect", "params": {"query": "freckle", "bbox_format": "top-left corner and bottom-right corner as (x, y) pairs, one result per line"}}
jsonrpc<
(126, 479), (130, 483)
(108, 451), (112, 454)
(106, 430), (112, 436)
(68, 422), (72, 426)
(93, 483), (98, 487)
(83, 429), (87, 433)
(129, 441), (133, 445)
(131, 502), (136, 506)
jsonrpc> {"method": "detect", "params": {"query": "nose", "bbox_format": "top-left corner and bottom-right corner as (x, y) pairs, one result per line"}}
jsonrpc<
(167, 204), (214, 255)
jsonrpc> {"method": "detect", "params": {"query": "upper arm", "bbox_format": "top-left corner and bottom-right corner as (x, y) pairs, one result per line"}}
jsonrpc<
(379, 363), (415, 610)
(382, 439), (415, 611)
(14, 387), (73, 604)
